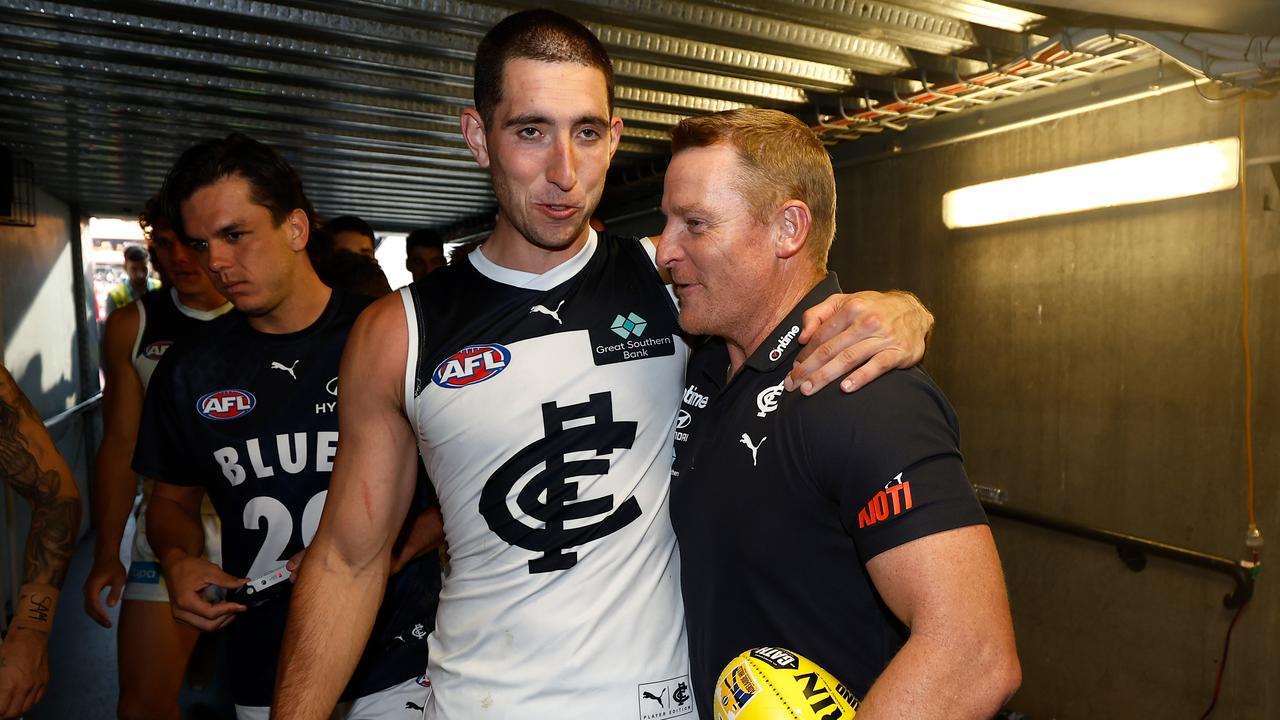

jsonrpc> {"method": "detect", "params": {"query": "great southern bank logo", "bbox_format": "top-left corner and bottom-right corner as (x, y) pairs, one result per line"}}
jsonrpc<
(610, 312), (647, 339)
(432, 344), (511, 388)
(197, 389), (255, 421)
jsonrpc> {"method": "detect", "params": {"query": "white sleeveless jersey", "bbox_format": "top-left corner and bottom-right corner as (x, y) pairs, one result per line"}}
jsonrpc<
(131, 288), (231, 511)
(401, 232), (697, 720)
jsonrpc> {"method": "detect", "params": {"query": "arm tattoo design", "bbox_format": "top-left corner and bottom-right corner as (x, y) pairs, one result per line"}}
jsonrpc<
(0, 376), (81, 589)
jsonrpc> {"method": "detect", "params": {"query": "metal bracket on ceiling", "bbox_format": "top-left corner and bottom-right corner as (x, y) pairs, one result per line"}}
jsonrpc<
(814, 102), (843, 130)
(1058, 30), (1073, 56)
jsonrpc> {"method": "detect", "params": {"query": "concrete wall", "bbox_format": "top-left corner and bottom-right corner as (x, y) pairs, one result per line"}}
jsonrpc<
(831, 87), (1279, 717)
(0, 185), (97, 625)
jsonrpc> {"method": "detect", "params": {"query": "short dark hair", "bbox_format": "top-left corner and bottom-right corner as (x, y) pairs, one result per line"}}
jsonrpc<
(314, 248), (392, 298)
(123, 245), (149, 263)
(405, 227), (445, 251)
(160, 132), (316, 239)
(137, 193), (171, 242)
(325, 215), (377, 245)
(473, 9), (614, 126)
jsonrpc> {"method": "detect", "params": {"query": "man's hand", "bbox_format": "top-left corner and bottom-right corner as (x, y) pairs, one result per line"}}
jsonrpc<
(82, 553), (128, 628)
(285, 548), (307, 582)
(160, 552), (246, 631)
(0, 628), (49, 719)
(786, 290), (933, 395)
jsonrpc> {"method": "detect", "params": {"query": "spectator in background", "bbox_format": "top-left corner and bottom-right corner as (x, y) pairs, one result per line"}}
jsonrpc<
(309, 222), (393, 298)
(404, 228), (446, 281)
(326, 215), (377, 258)
(107, 245), (160, 314)
(322, 251), (393, 298)
(0, 365), (82, 720)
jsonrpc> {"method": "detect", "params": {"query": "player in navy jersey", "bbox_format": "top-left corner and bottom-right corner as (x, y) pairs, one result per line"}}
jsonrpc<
(132, 134), (441, 719)
(83, 195), (232, 720)
(274, 11), (935, 720)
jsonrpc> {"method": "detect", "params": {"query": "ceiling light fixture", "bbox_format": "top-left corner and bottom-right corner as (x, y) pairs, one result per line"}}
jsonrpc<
(942, 137), (1240, 229)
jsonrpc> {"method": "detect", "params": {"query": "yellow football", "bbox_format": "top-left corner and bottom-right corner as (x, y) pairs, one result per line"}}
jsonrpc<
(713, 647), (860, 720)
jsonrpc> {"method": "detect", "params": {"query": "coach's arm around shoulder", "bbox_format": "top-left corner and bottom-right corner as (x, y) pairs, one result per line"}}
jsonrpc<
(860, 525), (1021, 718)
(274, 293), (429, 719)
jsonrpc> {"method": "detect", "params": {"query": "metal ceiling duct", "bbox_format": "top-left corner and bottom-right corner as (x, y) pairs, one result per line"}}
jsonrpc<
(1, 0), (1207, 234)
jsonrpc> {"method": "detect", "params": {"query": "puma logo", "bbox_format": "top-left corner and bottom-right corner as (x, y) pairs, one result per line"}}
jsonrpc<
(740, 433), (766, 467)
(642, 689), (667, 707)
(405, 700), (424, 711)
(270, 359), (299, 380)
(529, 300), (565, 324)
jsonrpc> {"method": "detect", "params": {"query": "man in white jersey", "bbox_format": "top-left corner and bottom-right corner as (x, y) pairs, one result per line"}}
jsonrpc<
(274, 10), (933, 719)
(83, 194), (232, 720)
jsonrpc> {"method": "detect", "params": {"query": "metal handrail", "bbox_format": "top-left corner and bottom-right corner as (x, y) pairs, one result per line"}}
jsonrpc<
(42, 392), (103, 430)
(981, 498), (1255, 609)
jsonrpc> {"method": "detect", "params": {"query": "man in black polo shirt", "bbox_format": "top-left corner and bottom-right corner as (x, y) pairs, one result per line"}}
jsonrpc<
(659, 108), (1021, 720)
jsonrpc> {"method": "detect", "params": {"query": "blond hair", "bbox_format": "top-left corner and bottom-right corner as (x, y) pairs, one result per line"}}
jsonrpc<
(671, 108), (836, 267)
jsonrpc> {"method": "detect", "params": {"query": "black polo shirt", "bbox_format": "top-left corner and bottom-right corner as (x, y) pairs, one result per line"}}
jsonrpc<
(670, 273), (987, 719)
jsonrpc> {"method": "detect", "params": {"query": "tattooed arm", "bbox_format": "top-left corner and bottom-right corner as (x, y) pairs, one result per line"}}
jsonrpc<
(0, 365), (82, 720)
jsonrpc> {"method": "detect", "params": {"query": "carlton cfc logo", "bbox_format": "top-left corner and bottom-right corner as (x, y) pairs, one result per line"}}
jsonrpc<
(143, 341), (173, 361)
(432, 344), (511, 388)
(196, 389), (256, 420)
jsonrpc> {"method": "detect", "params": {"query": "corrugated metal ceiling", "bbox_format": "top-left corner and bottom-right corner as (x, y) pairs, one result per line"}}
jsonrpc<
(2, 0), (1159, 234)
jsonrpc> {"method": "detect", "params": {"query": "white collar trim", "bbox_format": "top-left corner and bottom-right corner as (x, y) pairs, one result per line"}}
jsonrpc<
(171, 287), (233, 321)
(468, 228), (598, 291)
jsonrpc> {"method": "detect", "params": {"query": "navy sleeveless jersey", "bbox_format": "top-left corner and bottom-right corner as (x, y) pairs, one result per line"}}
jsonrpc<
(133, 290), (439, 707)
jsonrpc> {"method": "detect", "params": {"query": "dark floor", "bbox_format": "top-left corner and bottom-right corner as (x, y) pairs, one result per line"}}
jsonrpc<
(26, 515), (233, 720)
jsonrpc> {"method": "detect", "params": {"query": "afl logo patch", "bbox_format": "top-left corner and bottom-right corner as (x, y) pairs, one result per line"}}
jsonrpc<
(143, 341), (173, 361)
(197, 389), (256, 421)
(432, 344), (511, 388)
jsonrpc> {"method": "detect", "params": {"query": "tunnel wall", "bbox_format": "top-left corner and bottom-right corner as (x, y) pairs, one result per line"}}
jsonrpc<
(1, 186), (98, 627)
(828, 86), (1279, 718)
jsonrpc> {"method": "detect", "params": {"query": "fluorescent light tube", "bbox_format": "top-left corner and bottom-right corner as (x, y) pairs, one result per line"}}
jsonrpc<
(942, 137), (1240, 229)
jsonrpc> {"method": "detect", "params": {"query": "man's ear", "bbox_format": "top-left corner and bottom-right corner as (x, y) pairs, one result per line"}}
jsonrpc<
(607, 115), (624, 159)
(286, 208), (309, 252)
(774, 201), (812, 260)
(461, 109), (491, 169)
